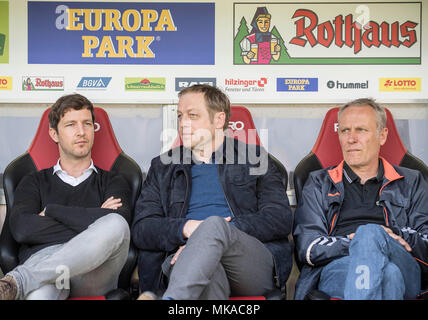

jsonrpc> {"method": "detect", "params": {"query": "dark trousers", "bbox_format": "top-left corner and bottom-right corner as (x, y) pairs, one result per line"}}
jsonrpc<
(162, 216), (275, 300)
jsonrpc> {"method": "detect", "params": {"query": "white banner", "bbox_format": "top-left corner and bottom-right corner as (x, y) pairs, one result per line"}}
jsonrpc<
(0, 0), (426, 104)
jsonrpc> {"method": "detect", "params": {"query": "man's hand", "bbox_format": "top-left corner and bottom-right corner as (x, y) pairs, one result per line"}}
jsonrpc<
(381, 226), (412, 252)
(175, 217), (232, 264)
(101, 196), (122, 210)
(182, 220), (203, 239)
(171, 245), (186, 265)
(182, 217), (232, 239)
(39, 207), (46, 216)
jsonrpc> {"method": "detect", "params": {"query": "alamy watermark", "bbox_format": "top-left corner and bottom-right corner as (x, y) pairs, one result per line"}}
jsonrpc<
(355, 264), (370, 290)
(55, 265), (70, 290)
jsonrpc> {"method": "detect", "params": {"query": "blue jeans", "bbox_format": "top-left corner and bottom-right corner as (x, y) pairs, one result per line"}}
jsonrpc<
(318, 224), (421, 300)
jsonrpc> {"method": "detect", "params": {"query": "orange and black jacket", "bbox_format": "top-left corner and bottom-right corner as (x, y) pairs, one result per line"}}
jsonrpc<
(293, 157), (428, 300)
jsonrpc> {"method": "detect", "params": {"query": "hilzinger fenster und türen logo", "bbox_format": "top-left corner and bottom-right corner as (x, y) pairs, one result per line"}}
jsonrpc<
(224, 77), (268, 93)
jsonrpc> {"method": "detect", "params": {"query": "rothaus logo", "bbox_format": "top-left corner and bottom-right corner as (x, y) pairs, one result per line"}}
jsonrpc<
(290, 8), (418, 54)
(22, 76), (64, 91)
(327, 80), (369, 89)
(77, 77), (112, 90)
(175, 78), (216, 91)
(234, 3), (420, 65)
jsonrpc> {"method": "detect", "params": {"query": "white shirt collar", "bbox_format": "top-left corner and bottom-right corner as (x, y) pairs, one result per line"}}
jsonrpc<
(53, 159), (98, 186)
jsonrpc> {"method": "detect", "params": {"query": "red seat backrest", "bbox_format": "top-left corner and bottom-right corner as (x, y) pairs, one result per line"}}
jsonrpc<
(27, 107), (122, 171)
(312, 107), (407, 168)
(228, 105), (261, 146)
(171, 105), (261, 148)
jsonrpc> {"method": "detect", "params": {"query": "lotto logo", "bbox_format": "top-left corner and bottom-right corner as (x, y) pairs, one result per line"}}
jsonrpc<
(0, 77), (12, 90)
(379, 78), (421, 92)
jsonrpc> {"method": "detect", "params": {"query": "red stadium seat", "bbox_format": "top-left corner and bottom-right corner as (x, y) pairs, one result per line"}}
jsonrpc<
(28, 108), (122, 171)
(0, 107), (143, 300)
(227, 105), (261, 146)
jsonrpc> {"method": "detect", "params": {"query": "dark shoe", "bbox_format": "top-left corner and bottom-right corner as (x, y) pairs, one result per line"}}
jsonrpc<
(105, 288), (131, 300)
(304, 289), (331, 300)
(0, 275), (18, 300)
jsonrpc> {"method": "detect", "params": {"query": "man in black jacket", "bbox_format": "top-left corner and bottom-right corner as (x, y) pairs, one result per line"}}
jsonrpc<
(132, 84), (292, 300)
(293, 98), (428, 300)
(0, 94), (131, 300)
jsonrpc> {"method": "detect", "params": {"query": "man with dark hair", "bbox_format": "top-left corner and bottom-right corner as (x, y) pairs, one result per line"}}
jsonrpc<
(132, 84), (292, 300)
(294, 98), (428, 300)
(0, 94), (131, 300)
(48, 94), (95, 132)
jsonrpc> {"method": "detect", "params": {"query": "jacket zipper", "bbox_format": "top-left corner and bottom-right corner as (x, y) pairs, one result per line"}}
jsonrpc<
(378, 180), (394, 227)
(218, 165), (235, 218)
(159, 168), (190, 289)
(329, 213), (338, 235)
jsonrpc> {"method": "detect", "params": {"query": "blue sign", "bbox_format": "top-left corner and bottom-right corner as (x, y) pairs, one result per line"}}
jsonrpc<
(276, 78), (318, 92)
(77, 77), (112, 89)
(28, 2), (215, 65)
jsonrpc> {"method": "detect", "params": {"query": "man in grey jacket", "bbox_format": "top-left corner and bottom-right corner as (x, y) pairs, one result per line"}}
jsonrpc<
(293, 98), (428, 300)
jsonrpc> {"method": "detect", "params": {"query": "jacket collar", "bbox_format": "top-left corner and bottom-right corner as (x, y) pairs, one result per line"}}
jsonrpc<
(343, 160), (384, 184)
(327, 157), (403, 185)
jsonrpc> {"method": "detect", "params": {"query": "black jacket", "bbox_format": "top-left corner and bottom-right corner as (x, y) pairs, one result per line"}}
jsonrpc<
(132, 138), (293, 293)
